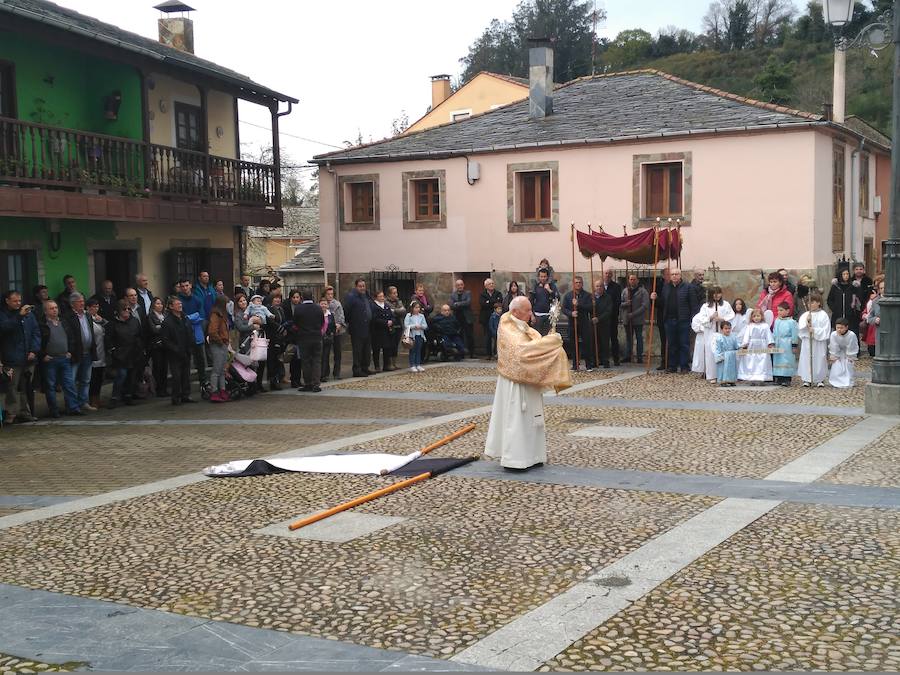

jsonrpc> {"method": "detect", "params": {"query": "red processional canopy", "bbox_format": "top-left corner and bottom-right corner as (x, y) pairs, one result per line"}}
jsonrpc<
(576, 228), (682, 264)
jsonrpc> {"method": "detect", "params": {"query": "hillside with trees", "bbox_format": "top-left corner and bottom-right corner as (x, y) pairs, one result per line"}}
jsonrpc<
(459, 0), (894, 133)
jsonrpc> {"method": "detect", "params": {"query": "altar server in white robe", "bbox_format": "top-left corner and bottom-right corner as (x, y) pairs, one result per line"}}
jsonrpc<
(485, 296), (571, 470)
(828, 317), (859, 388)
(798, 293), (831, 387)
(740, 307), (774, 383)
(690, 309), (705, 376)
(697, 287), (734, 382)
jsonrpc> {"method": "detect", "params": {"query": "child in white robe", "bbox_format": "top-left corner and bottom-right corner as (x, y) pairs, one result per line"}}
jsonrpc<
(828, 317), (859, 388)
(698, 286), (735, 383)
(798, 292), (831, 387)
(690, 310), (705, 377)
(740, 308), (774, 384)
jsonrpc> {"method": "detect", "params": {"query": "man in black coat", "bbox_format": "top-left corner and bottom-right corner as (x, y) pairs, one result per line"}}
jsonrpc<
(591, 279), (613, 368)
(604, 271), (622, 365)
(562, 276), (596, 370)
(90, 279), (118, 323)
(105, 299), (143, 407)
(293, 291), (325, 392)
(529, 268), (559, 336)
(662, 269), (700, 373)
(343, 277), (373, 377)
(450, 279), (475, 359)
(649, 267), (671, 370)
(479, 278), (503, 358)
(160, 296), (195, 405)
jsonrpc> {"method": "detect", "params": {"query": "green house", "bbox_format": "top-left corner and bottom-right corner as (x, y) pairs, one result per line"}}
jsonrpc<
(0, 0), (296, 299)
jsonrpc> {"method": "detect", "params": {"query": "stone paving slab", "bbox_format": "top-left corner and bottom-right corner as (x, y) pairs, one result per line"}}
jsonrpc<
(340, 406), (860, 480)
(0, 474), (714, 659)
(571, 370), (866, 407)
(820, 425), (900, 488)
(541, 503), (900, 672)
(454, 461), (900, 510)
(0, 584), (481, 672)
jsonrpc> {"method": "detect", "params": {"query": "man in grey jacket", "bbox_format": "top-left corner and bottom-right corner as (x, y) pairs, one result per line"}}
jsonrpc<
(621, 274), (649, 363)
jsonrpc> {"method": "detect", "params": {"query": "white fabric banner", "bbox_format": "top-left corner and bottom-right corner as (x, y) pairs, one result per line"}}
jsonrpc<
(203, 451), (422, 477)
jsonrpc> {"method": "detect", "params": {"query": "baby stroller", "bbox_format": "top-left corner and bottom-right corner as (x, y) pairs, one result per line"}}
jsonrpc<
(206, 331), (265, 400)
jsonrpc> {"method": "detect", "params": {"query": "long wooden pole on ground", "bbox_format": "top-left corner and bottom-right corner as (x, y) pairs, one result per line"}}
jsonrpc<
(570, 222), (580, 371)
(646, 225), (661, 374)
(288, 423), (477, 531)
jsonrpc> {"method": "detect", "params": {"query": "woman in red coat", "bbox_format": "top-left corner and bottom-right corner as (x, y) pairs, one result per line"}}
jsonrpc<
(757, 272), (794, 328)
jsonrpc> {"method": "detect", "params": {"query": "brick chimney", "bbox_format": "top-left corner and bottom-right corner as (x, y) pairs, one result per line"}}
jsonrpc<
(528, 38), (554, 119)
(154, 1), (196, 54)
(431, 75), (452, 109)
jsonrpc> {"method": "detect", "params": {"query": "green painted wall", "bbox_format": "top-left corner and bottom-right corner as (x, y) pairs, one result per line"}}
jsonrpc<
(0, 29), (142, 140)
(0, 217), (116, 296)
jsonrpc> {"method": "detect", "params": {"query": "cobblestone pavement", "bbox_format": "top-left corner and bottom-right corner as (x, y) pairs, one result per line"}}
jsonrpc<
(0, 423), (386, 497)
(542, 503), (900, 672)
(569, 369), (867, 406)
(0, 476), (714, 658)
(0, 654), (75, 673)
(0, 359), (896, 672)
(821, 425), (900, 488)
(341, 406), (860, 479)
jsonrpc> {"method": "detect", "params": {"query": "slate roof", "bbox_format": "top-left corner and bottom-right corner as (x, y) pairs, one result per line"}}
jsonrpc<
(247, 206), (318, 239)
(0, 0), (297, 103)
(277, 237), (324, 273)
(314, 70), (829, 164)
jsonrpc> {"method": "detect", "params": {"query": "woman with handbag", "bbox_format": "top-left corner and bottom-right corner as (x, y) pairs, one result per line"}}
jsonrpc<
(385, 286), (406, 372)
(320, 297), (337, 382)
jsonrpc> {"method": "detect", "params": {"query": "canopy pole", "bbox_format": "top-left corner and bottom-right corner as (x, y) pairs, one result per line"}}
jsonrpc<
(289, 424), (477, 530)
(646, 224), (661, 374)
(588, 223), (600, 368)
(570, 222), (580, 372)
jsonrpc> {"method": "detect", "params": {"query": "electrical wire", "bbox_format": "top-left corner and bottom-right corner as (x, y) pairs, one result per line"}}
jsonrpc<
(238, 119), (344, 149)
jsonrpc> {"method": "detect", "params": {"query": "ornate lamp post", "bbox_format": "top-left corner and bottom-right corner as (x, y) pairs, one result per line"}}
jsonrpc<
(826, 1), (900, 413)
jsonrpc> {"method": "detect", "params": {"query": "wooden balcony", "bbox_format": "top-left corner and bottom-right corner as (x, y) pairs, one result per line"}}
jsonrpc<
(0, 116), (282, 227)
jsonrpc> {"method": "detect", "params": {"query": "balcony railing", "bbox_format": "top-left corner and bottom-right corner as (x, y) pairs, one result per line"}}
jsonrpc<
(0, 116), (276, 208)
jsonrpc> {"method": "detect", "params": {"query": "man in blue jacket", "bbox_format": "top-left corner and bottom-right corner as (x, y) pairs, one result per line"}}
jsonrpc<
(177, 279), (208, 388)
(661, 269), (700, 374)
(192, 271), (216, 321)
(343, 277), (373, 377)
(1, 290), (41, 423)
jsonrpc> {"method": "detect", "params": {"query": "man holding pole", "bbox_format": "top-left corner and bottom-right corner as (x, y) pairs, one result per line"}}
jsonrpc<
(621, 274), (649, 363)
(563, 276), (595, 371)
(485, 296), (571, 470)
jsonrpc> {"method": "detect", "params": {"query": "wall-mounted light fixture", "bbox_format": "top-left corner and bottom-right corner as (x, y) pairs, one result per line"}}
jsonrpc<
(103, 91), (122, 120)
(215, 125), (224, 138)
(159, 99), (168, 113)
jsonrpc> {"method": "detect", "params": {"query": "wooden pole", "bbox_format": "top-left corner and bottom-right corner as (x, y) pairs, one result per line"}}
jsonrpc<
(288, 473), (430, 531)
(420, 422), (476, 456)
(646, 225), (661, 374)
(570, 222), (580, 371)
(288, 423), (478, 530)
(588, 223), (599, 368)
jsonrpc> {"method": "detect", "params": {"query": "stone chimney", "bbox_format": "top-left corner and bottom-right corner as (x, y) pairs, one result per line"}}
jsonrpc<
(431, 75), (452, 109)
(154, 1), (196, 54)
(528, 38), (554, 119)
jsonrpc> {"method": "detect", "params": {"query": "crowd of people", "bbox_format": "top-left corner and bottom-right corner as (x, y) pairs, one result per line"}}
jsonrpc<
(0, 261), (882, 424)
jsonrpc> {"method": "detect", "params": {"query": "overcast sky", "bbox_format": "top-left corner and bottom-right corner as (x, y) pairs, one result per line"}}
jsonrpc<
(59, 0), (799, 183)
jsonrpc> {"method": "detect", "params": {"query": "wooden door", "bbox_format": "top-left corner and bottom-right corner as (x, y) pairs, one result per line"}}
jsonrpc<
(461, 272), (490, 341)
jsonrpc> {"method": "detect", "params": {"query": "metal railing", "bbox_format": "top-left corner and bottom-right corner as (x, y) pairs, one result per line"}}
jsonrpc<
(0, 116), (276, 207)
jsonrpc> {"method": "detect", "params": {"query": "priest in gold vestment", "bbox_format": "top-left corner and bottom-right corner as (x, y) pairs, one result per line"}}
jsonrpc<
(485, 296), (572, 469)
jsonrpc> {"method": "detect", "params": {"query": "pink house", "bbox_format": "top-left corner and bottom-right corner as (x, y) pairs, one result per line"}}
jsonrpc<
(312, 45), (889, 318)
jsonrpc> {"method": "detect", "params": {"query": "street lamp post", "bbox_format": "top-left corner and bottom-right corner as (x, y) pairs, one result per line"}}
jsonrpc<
(827, 1), (900, 413)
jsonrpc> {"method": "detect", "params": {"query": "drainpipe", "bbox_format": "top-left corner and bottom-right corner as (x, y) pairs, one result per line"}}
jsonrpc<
(326, 162), (340, 293)
(851, 137), (866, 263)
